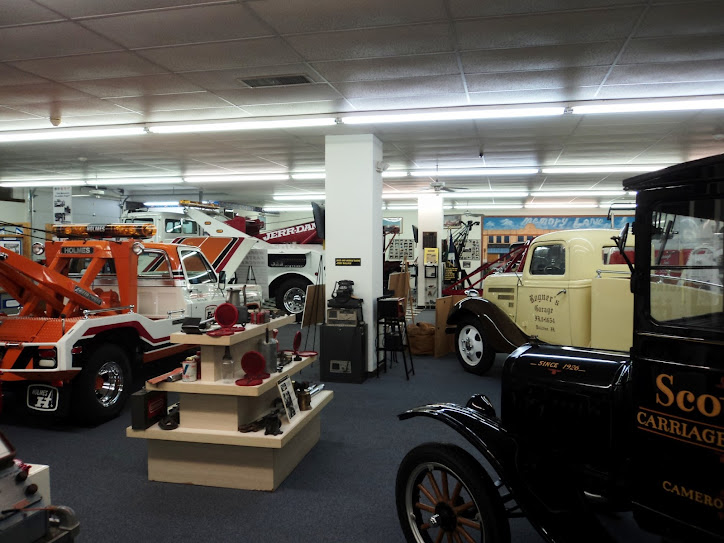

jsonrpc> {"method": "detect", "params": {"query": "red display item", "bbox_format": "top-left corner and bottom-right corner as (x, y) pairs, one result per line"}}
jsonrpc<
(234, 351), (270, 386)
(280, 330), (318, 361)
(207, 303), (245, 336)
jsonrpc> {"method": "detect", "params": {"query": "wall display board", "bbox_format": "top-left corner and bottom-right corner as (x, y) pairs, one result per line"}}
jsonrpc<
(388, 239), (414, 260)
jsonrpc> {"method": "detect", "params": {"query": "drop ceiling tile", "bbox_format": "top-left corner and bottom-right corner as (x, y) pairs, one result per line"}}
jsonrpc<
(285, 24), (453, 62)
(0, 106), (42, 122)
(181, 65), (324, 91)
(0, 65), (48, 86)
(236, 101), (348, 117)
(16, 98), (133, 117)
(64, 74), (205, 98)
(142, 107), (251, 122)
(455, 8), (640, 50)
(636, 1), (724, 37)
(467, 87), (598, 105)
(597, 80), (724, 98)
(10, 52), (166, 81)
(621, 35), (724, 63)
(0, 83), (93, 106)
(0, 23), (119, 62)
(82, 4), (271, 49)
(466, 67), (608, 92)
(35, 0), (227, 18)
(137, 38), (302, 72)
(312, 54), (459, 82)
(607, 59), (724, 85)
(0, 0), (63, 25)
(448, 0), (643, 18)
(108, 92), (234, 113)
(336, 76), (465, 99)
(461, 42), (620, 73)
(216, 84), (343, 106)
(249, 0), (446, 33)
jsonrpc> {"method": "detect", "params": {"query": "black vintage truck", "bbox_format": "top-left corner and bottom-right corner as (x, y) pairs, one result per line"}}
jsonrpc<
(395, 154), (724, 543)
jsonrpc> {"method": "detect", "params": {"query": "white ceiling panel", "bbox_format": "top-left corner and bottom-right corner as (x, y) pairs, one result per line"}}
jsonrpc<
(15, 99), (131, 117)
(596, 81), (724, 98)
(10, 52), (166, 81)
(81, 4), (272, 49)
(137, 39), (303, 72)
(345, 94), (469, 111)
(312, 54), (460, 83)
(0, 83), (94, 106)
(249, 0), (446, 33)
(236, 101), (349, 117)
(139, 107), (250, 123)
(0, 65), (48, 87)
(335, 76), (466, 100)
(607, 59), (724, 85)
(0, 107), (41, 122)
(467, 87), (599, 105)
(35, 0), (228, 18)
(455, 8), (641, 50)
(635, 1), (724, 37)
(621, 35), (724, 63)
(448, 0), (642, 18)
(108, 92), (236, 114)
(285, 24), (454, 62)
(466, 67), (609, 92)
(64, 74), (205, 98)
(0, 0), (62, 25)
(216, 85), (343, 106)
(0, 23), (119, 62)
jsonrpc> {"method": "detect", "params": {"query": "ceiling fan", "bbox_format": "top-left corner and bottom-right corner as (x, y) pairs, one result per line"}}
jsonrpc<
(424, 180), (468, 193)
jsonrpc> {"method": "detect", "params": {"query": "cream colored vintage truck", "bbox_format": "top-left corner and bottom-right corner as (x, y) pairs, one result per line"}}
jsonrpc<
(447, 229), (635, 374)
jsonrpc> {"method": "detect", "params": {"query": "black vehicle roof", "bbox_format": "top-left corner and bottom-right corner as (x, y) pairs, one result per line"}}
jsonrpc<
(623, 153), (724, 192)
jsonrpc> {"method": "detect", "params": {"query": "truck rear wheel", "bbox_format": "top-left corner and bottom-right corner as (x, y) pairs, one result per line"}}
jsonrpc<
(276, 278), (309, 314)
(72, 344), (131, 424)
(455, 316), (496, 375)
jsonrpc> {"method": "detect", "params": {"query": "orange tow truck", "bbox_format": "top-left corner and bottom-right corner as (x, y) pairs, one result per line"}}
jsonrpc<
(0, 223), (230, 423)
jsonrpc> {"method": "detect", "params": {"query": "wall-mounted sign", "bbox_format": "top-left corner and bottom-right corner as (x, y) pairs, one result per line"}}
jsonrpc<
(53, 186), (72, 224)
(335, 258), (361, 266)
(483, 215), (632, 230)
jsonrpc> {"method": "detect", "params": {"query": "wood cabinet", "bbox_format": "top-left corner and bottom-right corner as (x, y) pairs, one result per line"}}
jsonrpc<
(126, 315), (332, 491)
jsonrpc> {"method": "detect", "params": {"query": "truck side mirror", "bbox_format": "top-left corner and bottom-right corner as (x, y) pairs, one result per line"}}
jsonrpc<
(611, 223), (634, 274)
(218, 270), (227, 288)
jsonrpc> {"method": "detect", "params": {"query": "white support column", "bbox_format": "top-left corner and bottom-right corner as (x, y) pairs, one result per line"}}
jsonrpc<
(325, 134), (383, 372)
(417, 194), (444, 306)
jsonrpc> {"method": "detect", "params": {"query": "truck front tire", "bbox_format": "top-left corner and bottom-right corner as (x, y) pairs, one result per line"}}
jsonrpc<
(455, 316), (496, 375)
(275, 278), (310, 314)
(72, 344), (131, 424)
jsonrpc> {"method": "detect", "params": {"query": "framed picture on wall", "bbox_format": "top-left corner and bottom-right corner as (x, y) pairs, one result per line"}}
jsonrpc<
(424, 265), (437, 279)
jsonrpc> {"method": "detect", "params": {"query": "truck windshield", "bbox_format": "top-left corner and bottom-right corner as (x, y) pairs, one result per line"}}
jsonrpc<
(180, 250), (217, 285)
(649, 198), (724, 331)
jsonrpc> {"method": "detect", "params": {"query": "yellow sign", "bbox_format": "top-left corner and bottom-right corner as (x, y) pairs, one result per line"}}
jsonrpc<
(424, 248), (439, 265)
(335, 258), (361, 266)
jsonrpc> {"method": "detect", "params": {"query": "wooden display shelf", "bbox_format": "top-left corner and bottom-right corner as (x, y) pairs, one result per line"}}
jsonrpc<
(146, 355), (317, 397)
(169, 313), (295, 346)
(128, 312), (331, 491)
(126, 390), (332, 448)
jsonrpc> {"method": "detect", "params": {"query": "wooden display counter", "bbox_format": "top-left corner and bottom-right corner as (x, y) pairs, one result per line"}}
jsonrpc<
(127, 316), (332, 491)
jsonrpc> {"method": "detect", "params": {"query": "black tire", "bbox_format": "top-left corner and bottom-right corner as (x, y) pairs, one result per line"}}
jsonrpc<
(396, 442), (510, 543)
(275, 277), (310, 314)
(72, 344), (131, 424)
(455, 315), (496, 375)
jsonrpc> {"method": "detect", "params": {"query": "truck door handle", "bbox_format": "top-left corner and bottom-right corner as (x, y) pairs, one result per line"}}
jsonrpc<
(557, 289), (567, 296)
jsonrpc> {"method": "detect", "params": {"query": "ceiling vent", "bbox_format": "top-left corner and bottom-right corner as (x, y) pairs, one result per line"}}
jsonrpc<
(238, 74), (312, 88)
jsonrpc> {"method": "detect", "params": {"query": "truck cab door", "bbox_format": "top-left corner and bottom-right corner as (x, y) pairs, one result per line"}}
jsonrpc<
(179, 248), (222, 320)
(516, 241), (572, 345)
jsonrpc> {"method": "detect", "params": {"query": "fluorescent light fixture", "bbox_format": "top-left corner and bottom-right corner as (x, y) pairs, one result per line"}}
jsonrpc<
(91, 177), (183, 186)
(291, 173), (326, 180)
(382, 171), (409, 178)
(341, 106), (565, 125)
(382, 192), (419, 200)
(187, 174), (290, 183)
(0, 180), (87, 188)
(452, 204), (524, 210)
(411, 168), (539, 177)
(572, 98), (724, 115)
(542, 165), (665, 174)
(0, 126), (146, 143)
(531, 190), (626, 197)
(263, 205), (312, 212)
(385, 204), (419, 210)
(143, 201), (180, 207)
(525, 203), (599, 209)
(149, 117), (337, 134)
(602, 202), (637, 210)
(449, 191), (529, 198)
(273, 193), (325, 201)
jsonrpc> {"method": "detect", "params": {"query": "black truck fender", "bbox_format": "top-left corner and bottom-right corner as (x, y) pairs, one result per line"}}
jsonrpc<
(399, 399), (618, 543)
(446, 297), (529, 353)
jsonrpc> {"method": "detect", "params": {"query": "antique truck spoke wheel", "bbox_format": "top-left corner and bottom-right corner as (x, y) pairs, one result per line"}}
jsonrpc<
(396, 443), (510, 543)
(455, 316), (496, 375)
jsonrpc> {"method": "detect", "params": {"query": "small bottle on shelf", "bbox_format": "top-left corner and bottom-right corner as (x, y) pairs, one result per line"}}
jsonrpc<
(221, 346), (234, 383)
